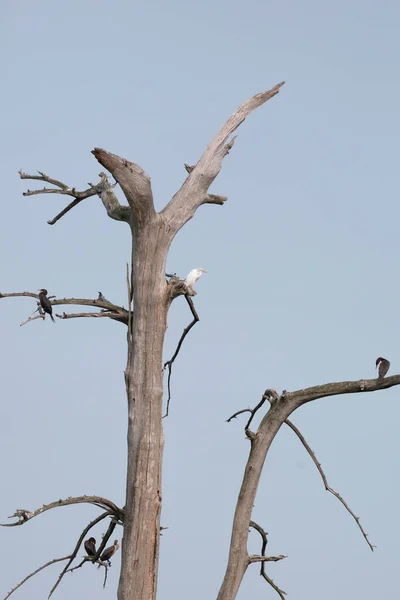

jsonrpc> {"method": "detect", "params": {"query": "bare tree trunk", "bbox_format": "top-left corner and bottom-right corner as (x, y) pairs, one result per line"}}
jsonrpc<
(119, 219), (171, 600)
(4, 84), (284, 600)
(217, 399), (295, 600)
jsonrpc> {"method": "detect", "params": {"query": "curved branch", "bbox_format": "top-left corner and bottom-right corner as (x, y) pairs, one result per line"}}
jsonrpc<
(286, 374), (400, 408)
(218, 374), (400, 600)
(284, 418), (375, 551)
(92, 149), (155, 224)
(249, 522), (287, 599)
(1, 495), (124, 528)
(163, 294), (199, 418)
(162, 82), (284, 234)
(4, 556), (71, 600)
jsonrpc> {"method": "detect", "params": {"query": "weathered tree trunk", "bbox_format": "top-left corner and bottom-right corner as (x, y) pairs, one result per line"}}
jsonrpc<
(217, 399), (296, 600)
(119, 218), (171, 600)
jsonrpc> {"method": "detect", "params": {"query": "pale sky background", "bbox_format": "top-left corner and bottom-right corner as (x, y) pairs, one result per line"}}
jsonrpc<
(1, 1), (399, 599)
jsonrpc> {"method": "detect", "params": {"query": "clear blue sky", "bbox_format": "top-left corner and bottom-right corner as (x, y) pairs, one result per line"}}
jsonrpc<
(1, 1), (399, 599)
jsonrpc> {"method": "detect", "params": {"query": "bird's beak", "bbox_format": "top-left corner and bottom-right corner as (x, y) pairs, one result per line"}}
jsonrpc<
(202, 269), (207, 273)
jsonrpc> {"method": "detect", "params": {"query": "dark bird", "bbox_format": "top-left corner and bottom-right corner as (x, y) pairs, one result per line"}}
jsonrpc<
(100, 540), (119, 566)
(38, 289), (55, 322)
(376, 357), (390, 383)
(84, 537), (96, 557)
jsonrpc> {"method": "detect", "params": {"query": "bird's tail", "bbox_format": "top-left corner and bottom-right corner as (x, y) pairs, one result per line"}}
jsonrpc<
(377, 376), (383, 384)
(50, 314), (55, 323)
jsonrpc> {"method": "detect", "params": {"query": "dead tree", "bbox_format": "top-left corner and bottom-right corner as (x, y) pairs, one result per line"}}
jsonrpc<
(2, 82), (397, 600)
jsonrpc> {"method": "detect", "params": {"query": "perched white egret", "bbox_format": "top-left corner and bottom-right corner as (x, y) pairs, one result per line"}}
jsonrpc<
(184, 268), (207, 291)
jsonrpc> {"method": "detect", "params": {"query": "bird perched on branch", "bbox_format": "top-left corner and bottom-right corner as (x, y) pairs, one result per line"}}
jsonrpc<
(38, 289), (55, 322)
(84, 537), (96, 557)
(99, 540), (119, 567)
(184, 268), (207, 292)
(376, 357), (390, 383)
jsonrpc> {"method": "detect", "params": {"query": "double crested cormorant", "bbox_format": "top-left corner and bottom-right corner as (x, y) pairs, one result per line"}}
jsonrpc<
(100, 540), (119, 566)
(376, 357), (390, 383)
(38, 289), (55, 322)
(84, 537), (96, 557)
(184, 268), (207, 291)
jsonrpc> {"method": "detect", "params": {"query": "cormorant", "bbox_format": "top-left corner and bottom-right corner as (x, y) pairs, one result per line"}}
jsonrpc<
(100, 540), (119, 566)
(38, 289), (55, 322)
(84, 537), (96, 557)
(376, 357), (390, 383)
(184, 268), (207, 292)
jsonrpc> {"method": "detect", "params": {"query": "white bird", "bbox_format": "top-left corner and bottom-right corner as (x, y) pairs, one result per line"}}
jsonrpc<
(184, 268), (207, 291)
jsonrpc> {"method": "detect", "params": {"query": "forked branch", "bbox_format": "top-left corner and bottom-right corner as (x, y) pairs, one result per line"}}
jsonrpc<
(249, 522), (287, 599)
(219, 374), (400, 600)
(92, 149), (155, 224)
(19, 170), (130, 225)
(0, 292), (129, 326)
(162, 82), (285, 233)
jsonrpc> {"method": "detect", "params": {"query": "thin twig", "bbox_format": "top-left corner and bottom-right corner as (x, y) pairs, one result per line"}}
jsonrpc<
(4, 556), (71, 600)
(163, 294), (199, 418)
(20, 314), (45, 327)
(249, 521), (287, 599)
(284, 418), (375, 551)
(48, 511), (113, 598)
(226, 390), (279, 433)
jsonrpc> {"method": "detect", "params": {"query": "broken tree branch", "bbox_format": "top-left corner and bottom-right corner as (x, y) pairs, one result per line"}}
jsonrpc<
(163, 294), (199, 418)
(3, 556), (72, 600)
(92, 149), (155, 224)
(284, 418), (375, 551)
(162, 82), (284, 234)
(19, 170), (130, 225)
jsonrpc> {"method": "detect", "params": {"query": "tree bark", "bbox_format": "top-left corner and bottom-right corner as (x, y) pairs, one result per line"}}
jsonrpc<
(119, 217), (171, 600)
(217, 399), (296, 600)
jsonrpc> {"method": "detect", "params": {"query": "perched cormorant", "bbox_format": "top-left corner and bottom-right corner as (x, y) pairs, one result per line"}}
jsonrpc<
(38, 289), (55, 322)
(84, 537), (96, 557)
(100, 540), (119, 566)
(376, 357), (390, 383)
(184, 268), (207, 291)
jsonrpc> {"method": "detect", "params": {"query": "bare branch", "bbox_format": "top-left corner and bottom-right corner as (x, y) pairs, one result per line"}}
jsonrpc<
(284, 418), (375, 551)
(163, 294), (199, 418)
(226, 389), (279, 435)
(260, 572), (287, 600)
(19, 170), (130, 225)
(286, 374), (400, 408)
(92, 149), (155, 224)
(204, 194), (228, 206)
(249, 521), (287, 599)
(1, 495), (123, 528)
(0, 292), (129, 326)
(56, 311), (127, 325)
(48, 511), (113, 599)
(20, 314), (45, 327)
(162, 82), (284, 233)
(4, 556), (71, 600)
(248, 555), (287, 563)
